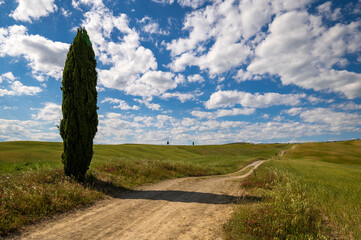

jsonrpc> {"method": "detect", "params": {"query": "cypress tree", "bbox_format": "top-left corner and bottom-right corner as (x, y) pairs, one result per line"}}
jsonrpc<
(60, 28), (98, 182)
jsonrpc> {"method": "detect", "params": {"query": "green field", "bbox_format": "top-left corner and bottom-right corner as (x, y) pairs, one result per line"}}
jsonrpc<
(225, 140), (361, 239)
(274, 140), (361, 239)
(0, 141), (286, 236)
(0, 141), (286, 175)
(1, 140), (360, 239)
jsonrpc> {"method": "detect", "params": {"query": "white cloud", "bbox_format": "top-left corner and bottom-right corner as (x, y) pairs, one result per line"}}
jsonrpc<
(78, 2), (177, 98)
(0, 119), (60, 142)
(139, 16), (169, 35)
(32, 102), (61, 123)
(332, 102), (361, 111)
(248, 11), (361, 99)
(284, 107), (303, 116)
(0, 1), (4, 5)
(166, 0), (361, 98)
(161, 92), (196, 103)
(299, 108), (361, 132)
(0, 25), (69, 80)
(61, 8), (71, 17)
(134, 98), (162, 111)
(129, 71), (176, 97)
(0, 72), (16, 83)
(284, 107), (361, 132)
(316, 1), (341, 21)
(307, 95), (334, 104)
(152, 0), (208, 9)
(234, 69), (262, 82)
(0, 73), (42, 96)
(177, 0), (210, 9)
(187, 74), (204, 83)
(151, 0), (175, 5)
(93, 109), (361, 144)
(7, 81), (42, 96)
(10, 0), (57, 22)
(72, 0), (104, 9)
(101, 97), (140, 110)
(95, 112), (143, 143)
(167, 0), (313, 76)
(205, 90), (305, 109)
(191, 108), (255, 119)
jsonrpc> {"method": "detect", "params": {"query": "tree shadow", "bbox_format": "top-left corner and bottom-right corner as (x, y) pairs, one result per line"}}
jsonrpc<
(115, 190), (263, 205)
(87, 178), (262, 205)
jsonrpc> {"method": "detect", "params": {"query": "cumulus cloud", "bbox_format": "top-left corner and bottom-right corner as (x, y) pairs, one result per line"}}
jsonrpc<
(0, 72), (16, 83)
(166, 0), (361, 98)
(285, 107), (361, 133)
(191, 108), (255, 119)
(94, 108), (361, 144)
(139, 16), (169, 35)
(247, 11), (361, 99)
(10, 0), (57, 22)
(300, 108), (361, 131)
(95, 112), (143, 143)
(177, 0), (210, 9)
(161, 92), (196, 103)
(205, 90), (305, 109)
(0, 72), (42, 96)
(77, 1), (178, 99)
(151, 0), (175, 5)
(134, 98), (162, 111)
(32, 102), (62, 123)
(284, 107), (303, 116)
(233, 69), (262, 82)
(187, 74), (204, 83)
(0, 25), (69, 80)
(167, 0), (313, 75)
(331, 102), (361, 111)
(152, 0), (209, 9)
(0, 119), (60, 142)
(101, 97), (140, 110)
(316, 1), (341, 21)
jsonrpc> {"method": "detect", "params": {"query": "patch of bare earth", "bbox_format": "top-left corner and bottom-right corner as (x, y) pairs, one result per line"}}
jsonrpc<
(13, 161), (265, 240)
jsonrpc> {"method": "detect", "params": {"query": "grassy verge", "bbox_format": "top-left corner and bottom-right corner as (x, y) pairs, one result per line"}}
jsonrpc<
(225, 164), (328, 239)
(0, 169), (103, 235)
(0, 141), (287, 236)
(225, 140), (361, 239)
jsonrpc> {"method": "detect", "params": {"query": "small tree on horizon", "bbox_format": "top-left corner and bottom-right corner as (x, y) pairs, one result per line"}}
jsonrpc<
(60, 28), (98, 182)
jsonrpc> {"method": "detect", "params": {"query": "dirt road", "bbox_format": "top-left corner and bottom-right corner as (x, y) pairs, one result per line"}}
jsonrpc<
(17, 160), (265, 240)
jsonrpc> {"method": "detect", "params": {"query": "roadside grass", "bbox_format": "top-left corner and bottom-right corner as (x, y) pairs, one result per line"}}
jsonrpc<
(0, 169), (103, 235)
(0, 141), (287, 236)
(225, 140), (361, 240)
(274, 140), (361, 239)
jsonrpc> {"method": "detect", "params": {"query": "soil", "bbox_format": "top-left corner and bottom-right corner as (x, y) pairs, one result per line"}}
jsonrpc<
(13, 161), (265, 240)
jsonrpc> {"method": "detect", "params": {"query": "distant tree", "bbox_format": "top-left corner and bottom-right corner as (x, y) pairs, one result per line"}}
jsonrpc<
(60, 28), (98, 182)
(167, 141), (169, 145)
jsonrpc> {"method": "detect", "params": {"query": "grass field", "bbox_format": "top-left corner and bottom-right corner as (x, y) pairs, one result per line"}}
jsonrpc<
(2, 140), (360, 239)
(225, 140), (361, 240)
(0, 141), (286, 236)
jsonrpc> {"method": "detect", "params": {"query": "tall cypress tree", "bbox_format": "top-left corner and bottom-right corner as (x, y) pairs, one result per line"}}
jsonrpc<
(60, 28), (98, 181)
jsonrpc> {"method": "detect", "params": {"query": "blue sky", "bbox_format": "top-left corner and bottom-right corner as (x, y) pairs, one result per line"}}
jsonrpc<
(0, 0), (361, 144)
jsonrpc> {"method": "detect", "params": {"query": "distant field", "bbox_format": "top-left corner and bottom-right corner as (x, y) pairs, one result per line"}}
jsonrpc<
(0, 141), (286, 176)
(226, 140), (361, 239)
